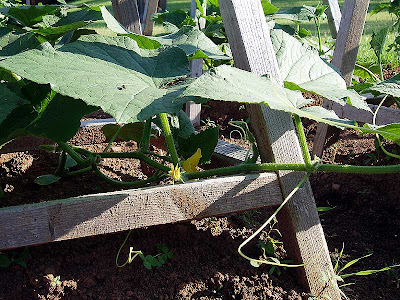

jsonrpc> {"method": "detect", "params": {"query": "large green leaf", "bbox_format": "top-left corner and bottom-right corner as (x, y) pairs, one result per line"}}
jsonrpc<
(274, 5), (325, 23)
(29, 21), (90, 41)
(364, 123), (400, 145)
(261, 0), (279, 15)
(0, 82), (23, 123)
(56, 6), (102, 26)
(0, 104), (37, 147)
(0, 34), (191, 123)
(182, 65), (354, 129)
(153, 110), (195, 140)
(0, 94), (96, 147)
(270, 29), (370, 112)
(369, 73), (400, 97)
(102, 122), (145, 142)
(100, 8), (228, 59)
(177, 127), (219, 164)
(100, 6), (161, 49)
(0, 28), (39, 56)
(152, 26), (229, 59)
(152, 9), (189, 27)
(371, 27), (389, 60)
(21, 82), (55, 113)
(100, 6), (129, 34)
(0, 5), (61, 27)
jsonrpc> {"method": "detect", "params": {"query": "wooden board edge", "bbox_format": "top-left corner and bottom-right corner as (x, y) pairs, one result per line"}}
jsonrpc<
(0, 172), (282, 250)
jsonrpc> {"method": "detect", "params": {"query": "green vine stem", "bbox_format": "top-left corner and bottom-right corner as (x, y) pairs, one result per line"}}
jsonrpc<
(143, 151), (173, 163)
(104, 125), (123, 152)
(54, 150), (67, 176)
(64, 166), (93, 177)
(373, 95), (400, 159)
(183, 161), (400, 181)
(314, 17), (323, 56)
(99, 152), (170, 173)
(354, 63), (381, 82)
(58, 142), (89, 167)
(72, 146), (170, 173)
(72, 146), (92, 157)
(115, 230), (143, 268)
(159, 113), (179, 166)
(294, 114), (312, 168)
(140, 119), (152, 152)
(378, 55), (384, 81)
(238, 172), (311, 267)
(92, 163), (165, 187)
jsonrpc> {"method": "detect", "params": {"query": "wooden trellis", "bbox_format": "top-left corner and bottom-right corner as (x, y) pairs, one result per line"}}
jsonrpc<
(314, 0), (400, 157)
(0, 1), (341, 298)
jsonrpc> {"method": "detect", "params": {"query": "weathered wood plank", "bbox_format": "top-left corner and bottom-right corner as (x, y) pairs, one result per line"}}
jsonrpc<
(214, 139), (261, 165)
(218, 0), (339, 297)
(341, 104), (400, 125)
(0, 173), (281, 250)
(111, 0), (142, 34)
(313, 0), (370, 158)
(185, 0), (206, 126)
(323, 0), (342, 39)
(143, 0), (159, 36)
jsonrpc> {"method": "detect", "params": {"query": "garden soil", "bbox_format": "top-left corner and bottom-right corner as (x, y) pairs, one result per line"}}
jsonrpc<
(0, 101), (399, 300)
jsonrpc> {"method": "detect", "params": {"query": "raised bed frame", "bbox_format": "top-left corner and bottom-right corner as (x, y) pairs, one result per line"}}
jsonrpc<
(0, 1), (340, 299)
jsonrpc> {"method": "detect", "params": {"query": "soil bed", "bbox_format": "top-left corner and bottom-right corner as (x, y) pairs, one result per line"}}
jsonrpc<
(1, 102), (400, 299)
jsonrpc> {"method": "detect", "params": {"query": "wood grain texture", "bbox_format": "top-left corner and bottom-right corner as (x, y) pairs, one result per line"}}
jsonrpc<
(323, 0), (342, 39)
(313, 0), (370, 158)
(111, 0), (142, 34)
(341, 104), (400, 125)
(331, 0), (370, 86)
(143, 0), (159, 35)
(185, 0), (207, 126)
(219, 0), (339, 297)
(0, 173), (281, 250)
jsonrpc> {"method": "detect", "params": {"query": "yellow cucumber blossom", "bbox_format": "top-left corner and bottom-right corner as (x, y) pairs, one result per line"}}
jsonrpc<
(182, 148), (202, 173)
(169, 164), (182, 182)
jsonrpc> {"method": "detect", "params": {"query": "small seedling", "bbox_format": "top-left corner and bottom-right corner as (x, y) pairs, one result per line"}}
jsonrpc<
(0, 248), (29, 268)
(50, 275), (61, 287)
(139, 243), (173, 270)
(116, 231), (173, 270)
(314, 244), (400, 299)
(255, 240), (293, 276)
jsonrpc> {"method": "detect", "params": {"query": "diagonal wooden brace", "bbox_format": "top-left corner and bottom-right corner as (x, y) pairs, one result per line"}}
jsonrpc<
(218, 0), (340, 298)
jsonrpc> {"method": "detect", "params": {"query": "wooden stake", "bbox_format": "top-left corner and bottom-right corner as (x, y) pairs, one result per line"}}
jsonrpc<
(143, 0), (160, 36)
(323, 0), (342, 39)
(111, 0), (142, 34)
(185, 0), (207, 126)
(313, 0), (370, 158)
(218, 0), (339, 297)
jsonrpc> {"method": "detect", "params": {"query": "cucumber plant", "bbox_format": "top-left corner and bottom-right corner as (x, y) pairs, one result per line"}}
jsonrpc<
(1, 2), (400, 289)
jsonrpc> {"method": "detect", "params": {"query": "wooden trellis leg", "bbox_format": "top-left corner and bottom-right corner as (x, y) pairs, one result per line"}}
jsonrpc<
(322, 0), (342, 39)
(142, 0), (159, 35)
(112, 0), (142, 34)
(219, 0), (339, 298)
(312, 0), (370, 158)
(185, 0), (207, 126)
